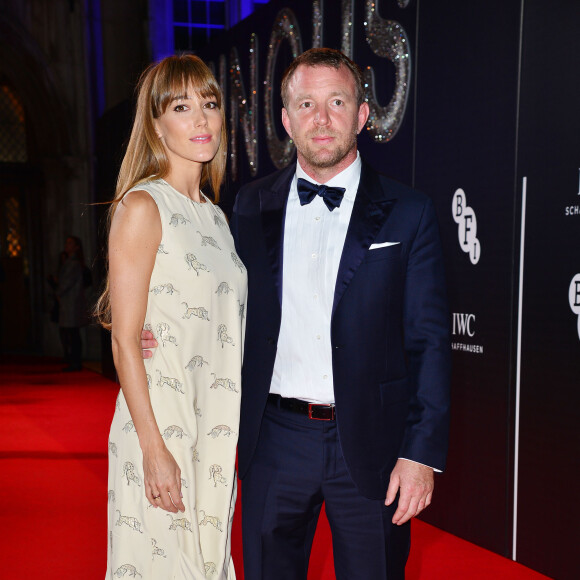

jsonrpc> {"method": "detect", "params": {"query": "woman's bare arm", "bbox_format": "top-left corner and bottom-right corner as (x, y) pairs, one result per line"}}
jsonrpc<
(109, 190), (185, 513)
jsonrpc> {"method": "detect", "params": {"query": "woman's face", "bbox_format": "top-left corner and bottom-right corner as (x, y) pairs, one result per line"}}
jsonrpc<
(154, 87), (222, 169)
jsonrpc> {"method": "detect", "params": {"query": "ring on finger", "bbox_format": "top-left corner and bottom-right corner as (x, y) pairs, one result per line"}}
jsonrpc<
(153, 494), (161, 500)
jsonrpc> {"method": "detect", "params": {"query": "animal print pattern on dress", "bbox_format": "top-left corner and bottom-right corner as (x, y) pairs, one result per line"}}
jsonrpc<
(198, 510), (223, 532)
(114, 564), (142, 577)
(122, 461), (141, 487)
(209, 464), (227, 487)
(149, 283), (179, 295)
(207, 424), (236, 439)
(185, 355), (209, 370)
(215, 281), (233, 295)
(217, 324), (234, 347)
(182, 302), (210, 320)
(210, 373), (238, 393)
(231, 251), (245, 272)
(169, 213), (190, 226)
(151, 538), (167, 559)
(197, 231), (221, 249)
(184, 252), (209, 275)
(115, 510), (144, 533)
(155, 322), (178, 346)
(167, 514), (193, 532)
(162, 425), (189, 440)
(214, 212), (227, 228)
(156, 369), (185, 394)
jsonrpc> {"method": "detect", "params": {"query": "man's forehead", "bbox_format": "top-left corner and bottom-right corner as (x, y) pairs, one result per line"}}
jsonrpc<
(288, 65), (355, 96)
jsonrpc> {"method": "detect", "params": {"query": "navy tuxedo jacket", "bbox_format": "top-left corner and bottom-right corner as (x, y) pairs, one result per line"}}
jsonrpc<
(231, 160), (451, 500)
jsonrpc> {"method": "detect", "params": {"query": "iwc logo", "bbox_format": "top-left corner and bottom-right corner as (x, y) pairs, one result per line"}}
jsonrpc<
(452, 189), (481, 264)
(451, 312), (484, 354)
(569, 274), (580, 340)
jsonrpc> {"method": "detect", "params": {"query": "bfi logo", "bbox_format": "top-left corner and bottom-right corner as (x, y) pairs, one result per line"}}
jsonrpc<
(452, 189), (481, 264)
(569, 274), (580, 340)
(452, 313), (476, 337)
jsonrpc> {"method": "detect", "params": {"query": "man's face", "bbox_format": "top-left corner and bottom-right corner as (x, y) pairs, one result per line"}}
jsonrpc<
(281, 64), (369, 177)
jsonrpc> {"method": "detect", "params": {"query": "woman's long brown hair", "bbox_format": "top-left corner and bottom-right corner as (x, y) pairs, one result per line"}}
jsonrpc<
(94, 55), (227, 329)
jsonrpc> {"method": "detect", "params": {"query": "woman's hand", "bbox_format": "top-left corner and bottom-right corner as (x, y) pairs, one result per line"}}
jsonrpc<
(143, 441), (186, 513)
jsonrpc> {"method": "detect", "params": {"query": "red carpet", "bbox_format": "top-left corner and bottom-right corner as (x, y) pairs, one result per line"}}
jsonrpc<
(0, 356), (551, 579)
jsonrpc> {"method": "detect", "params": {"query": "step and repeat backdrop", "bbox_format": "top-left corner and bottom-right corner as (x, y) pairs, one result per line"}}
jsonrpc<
(197, 1), (579, 578)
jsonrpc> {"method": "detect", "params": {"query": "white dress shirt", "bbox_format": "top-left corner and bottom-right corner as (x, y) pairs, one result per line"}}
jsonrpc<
(269, 153), (362, 404)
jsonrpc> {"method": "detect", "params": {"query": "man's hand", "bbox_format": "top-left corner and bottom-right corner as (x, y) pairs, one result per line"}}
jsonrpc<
(385, 458), (434, 525)
(141, 329), (158, 359)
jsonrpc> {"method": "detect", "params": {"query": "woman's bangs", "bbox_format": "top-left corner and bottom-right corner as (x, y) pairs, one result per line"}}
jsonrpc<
(153, 59), (221, 116)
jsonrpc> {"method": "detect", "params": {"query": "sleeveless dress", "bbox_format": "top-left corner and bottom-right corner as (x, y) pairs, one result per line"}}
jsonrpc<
(105, 179), (247, 580)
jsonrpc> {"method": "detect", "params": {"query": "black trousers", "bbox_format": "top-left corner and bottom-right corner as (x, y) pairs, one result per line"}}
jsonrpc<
(241, 399), (410, 579)
(59, 327), (82, 369)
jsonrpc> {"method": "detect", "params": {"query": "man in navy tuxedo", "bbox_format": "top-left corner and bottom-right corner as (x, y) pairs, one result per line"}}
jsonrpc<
(143, 48), (450, 579)
(231, 48), (450, 579)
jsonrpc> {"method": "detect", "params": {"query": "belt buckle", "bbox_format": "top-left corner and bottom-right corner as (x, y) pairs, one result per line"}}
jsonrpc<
(308, 403), (335, 421)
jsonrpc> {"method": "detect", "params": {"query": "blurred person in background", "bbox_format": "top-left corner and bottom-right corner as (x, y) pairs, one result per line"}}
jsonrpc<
(56, 235), (88, 371)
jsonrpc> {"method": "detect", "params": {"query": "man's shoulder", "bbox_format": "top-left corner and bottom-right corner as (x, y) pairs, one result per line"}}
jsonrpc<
(238, 163), (296, 196)
(361, 160), (431, 206)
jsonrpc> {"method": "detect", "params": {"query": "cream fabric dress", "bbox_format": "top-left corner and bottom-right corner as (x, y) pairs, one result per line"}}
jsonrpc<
(106, 179), (247, 579)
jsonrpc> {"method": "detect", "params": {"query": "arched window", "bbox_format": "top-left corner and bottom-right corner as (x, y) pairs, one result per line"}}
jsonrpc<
(172, 1), (270, 52)
(173, 0), (227, 51)
(0, 83), (27, 163)
(4, 195), (22, 258)
(0, 83), (26, 258)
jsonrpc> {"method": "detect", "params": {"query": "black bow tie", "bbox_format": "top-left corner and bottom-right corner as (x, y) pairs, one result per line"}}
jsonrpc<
(297, 178), (346, 212)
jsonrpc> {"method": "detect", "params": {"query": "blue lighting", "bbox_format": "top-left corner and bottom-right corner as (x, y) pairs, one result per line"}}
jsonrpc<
(148, 0), (272, 54)
(174, 23), (225, 29)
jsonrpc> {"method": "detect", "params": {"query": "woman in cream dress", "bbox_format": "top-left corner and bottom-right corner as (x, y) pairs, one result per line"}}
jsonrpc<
(96, 55), (246, 579)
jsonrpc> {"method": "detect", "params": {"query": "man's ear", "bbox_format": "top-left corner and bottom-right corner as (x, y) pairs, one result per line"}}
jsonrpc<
(357, 102), (370, 134)
(281, 108), (293, 139)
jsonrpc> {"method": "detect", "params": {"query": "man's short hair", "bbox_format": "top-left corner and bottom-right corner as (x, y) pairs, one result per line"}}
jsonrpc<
(281, 48), (365, 108)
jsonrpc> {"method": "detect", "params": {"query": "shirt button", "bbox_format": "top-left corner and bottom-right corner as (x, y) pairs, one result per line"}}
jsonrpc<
(313, 294), (318, 299)
(316, 335), (321, 340)
(311, 253), (317, 259)
(323, 374), (328, 379)
(315, 216), (321, 221)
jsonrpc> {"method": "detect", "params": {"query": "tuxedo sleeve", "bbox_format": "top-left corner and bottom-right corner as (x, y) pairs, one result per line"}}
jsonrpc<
(399, 197), (451, 471)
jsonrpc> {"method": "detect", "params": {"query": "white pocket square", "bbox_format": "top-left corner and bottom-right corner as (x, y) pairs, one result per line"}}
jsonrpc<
(369, 241), (400, 250)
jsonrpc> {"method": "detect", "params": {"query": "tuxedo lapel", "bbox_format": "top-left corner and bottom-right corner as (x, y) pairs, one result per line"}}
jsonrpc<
(332, 163), (397, 315)
(259, 164), (295, 305)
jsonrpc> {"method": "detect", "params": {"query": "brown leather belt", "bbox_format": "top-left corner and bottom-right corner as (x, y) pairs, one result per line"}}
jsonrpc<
(267, 393), (336, 421)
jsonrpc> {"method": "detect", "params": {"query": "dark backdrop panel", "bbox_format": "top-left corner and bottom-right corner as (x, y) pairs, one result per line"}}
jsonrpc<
(516, 1), (580, 578)
(413, 0), (521, 556)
